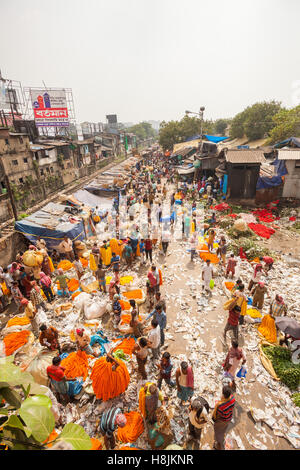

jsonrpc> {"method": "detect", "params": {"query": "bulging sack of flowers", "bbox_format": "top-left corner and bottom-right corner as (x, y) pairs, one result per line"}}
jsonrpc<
(233, 218), (248, 232)
(72, 292), (92, 312)
(27, 350), (58, 386)
(84, 298), (107, 320)
(23, 250), (43, 267)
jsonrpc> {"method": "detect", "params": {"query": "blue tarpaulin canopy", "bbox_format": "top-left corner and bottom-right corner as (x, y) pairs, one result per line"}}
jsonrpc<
(274, 137), (300, 148)
(204, 135), (230, 143)
(185, 134), (229, 143)
(256, 158), (287, 190)
(15, 202), (85, 250)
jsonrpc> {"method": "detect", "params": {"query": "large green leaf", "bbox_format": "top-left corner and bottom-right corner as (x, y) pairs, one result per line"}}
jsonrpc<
(0, 387), (22, 409)
(4, 414), (24, 431)
(0, 361), (34, 387)
(19, 395), (55, 443)
(1, 427), (28, 450)
(57, 423), (92, 450)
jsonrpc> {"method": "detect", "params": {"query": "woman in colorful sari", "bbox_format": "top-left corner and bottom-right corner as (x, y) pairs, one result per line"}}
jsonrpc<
(100, 240), (112, 267)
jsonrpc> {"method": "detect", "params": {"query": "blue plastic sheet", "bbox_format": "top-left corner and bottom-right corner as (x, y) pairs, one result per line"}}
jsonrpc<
(59, 352), (84, 396)
(90, 331), (110, 356)
(274, 137), (300, 148)
(68, 378), (83, 396)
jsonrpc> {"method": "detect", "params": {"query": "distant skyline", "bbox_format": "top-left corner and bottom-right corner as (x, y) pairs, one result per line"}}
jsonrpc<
(1, 0), (299, 125)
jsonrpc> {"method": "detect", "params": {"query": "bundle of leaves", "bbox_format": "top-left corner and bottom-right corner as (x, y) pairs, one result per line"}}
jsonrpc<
(288, 222), (300, 233)
(262, 345), (300, 390)
(219, 217), (234, 229)
(228, 237), (275, 259)
(227, 226), (255, 239)
(291, 393), (300, 407)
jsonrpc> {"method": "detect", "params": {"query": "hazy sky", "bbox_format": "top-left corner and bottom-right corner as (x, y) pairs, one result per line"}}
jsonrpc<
(1, 0), (299, 124)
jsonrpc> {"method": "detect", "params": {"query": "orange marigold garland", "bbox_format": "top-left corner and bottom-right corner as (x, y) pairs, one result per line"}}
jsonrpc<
(90, 437), (103, 450)
(119, 446), (139, 450)
(7, 316), (30, 328)
(60, 350), (91, 380)
(67, 278), (80, 292)
(3, 330), (31, 356)
(57, 260), (73, 271)
(120, 314), (142, 325)
(90, 357), (130, 401)
(117, 411), (144, 443)
(123, 289), (143, 300)
(112, 337), (136, 356)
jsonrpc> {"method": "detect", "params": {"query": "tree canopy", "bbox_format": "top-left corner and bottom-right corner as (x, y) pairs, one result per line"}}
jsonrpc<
(158, 116), (215, 151)
(125, 121), (157, 141)
(267, 105), (300, 144)
(229, 100), (282, 141)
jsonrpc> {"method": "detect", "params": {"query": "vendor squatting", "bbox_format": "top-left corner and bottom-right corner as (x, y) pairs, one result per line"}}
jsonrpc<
(107, 455), (194, 466)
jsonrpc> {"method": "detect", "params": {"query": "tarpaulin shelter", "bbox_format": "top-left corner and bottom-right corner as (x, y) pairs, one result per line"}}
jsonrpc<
(15, 202), (85, 250)
(274, 137), (300, 149)
(185, 134), (229, 143)
(73, 189), (113, 211)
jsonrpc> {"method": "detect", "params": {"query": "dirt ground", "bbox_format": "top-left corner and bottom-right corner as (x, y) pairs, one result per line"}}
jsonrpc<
(134, 183), (297, 450)
(1, 179), (298, 451)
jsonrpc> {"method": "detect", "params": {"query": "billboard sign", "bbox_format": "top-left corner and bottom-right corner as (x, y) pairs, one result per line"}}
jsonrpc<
(106, 114), (117, 124)
(30, 89), (69, 127)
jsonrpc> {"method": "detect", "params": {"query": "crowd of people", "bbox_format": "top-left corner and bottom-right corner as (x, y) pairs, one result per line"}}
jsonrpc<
(0, 148), (291, 451)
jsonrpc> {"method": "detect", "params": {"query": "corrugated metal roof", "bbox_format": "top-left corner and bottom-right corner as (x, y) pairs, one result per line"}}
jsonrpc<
(278, 149), (300, 160)
(225, 149), (266, 164)
(173, 139), (200, 153)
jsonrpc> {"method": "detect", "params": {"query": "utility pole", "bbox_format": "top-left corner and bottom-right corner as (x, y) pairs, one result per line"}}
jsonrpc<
(0, 71), (18, 220)
(0, 157), (18, 220)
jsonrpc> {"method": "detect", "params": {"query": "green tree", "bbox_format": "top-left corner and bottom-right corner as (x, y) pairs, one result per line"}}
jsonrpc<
(158, 116), (215, 151)
(267, 105), (300, 144)
(214, 118), (230, 135)
(0, 357), (92, 450)
(243, 101), (282, 141)
(229, 101), (282, 140)
(126, 122), (157, 141)
(229, 111), (246, 139)
(158, 120), (182, 151)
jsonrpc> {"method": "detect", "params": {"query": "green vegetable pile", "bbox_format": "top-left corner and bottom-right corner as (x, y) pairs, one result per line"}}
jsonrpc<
(292, 393), (300, 407)
(112, 349), (129, 361)
(262, 345), (300, 390)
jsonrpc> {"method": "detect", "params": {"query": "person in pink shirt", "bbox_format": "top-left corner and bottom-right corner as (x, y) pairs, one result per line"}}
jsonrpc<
(39, 271), (54, 303)
(226, 254), (237, 278)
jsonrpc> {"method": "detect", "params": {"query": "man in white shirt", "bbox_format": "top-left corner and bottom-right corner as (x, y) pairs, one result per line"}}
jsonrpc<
(202, 259), (213, 295)
(147, 319), (161, 359)
(58, 236), (74, 261)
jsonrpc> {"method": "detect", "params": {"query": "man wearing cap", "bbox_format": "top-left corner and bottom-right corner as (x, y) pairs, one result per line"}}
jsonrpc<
(223, 305), (241, 343)
(75, 328), (98, 357)
(99, 405), (127, 449)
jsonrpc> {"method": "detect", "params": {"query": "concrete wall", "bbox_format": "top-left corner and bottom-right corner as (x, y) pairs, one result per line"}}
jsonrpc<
(0, 194), (13, 223)
(282, 160), (300, 198)
(0, 231), (27, 266)
(255, 185), (283, 204)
